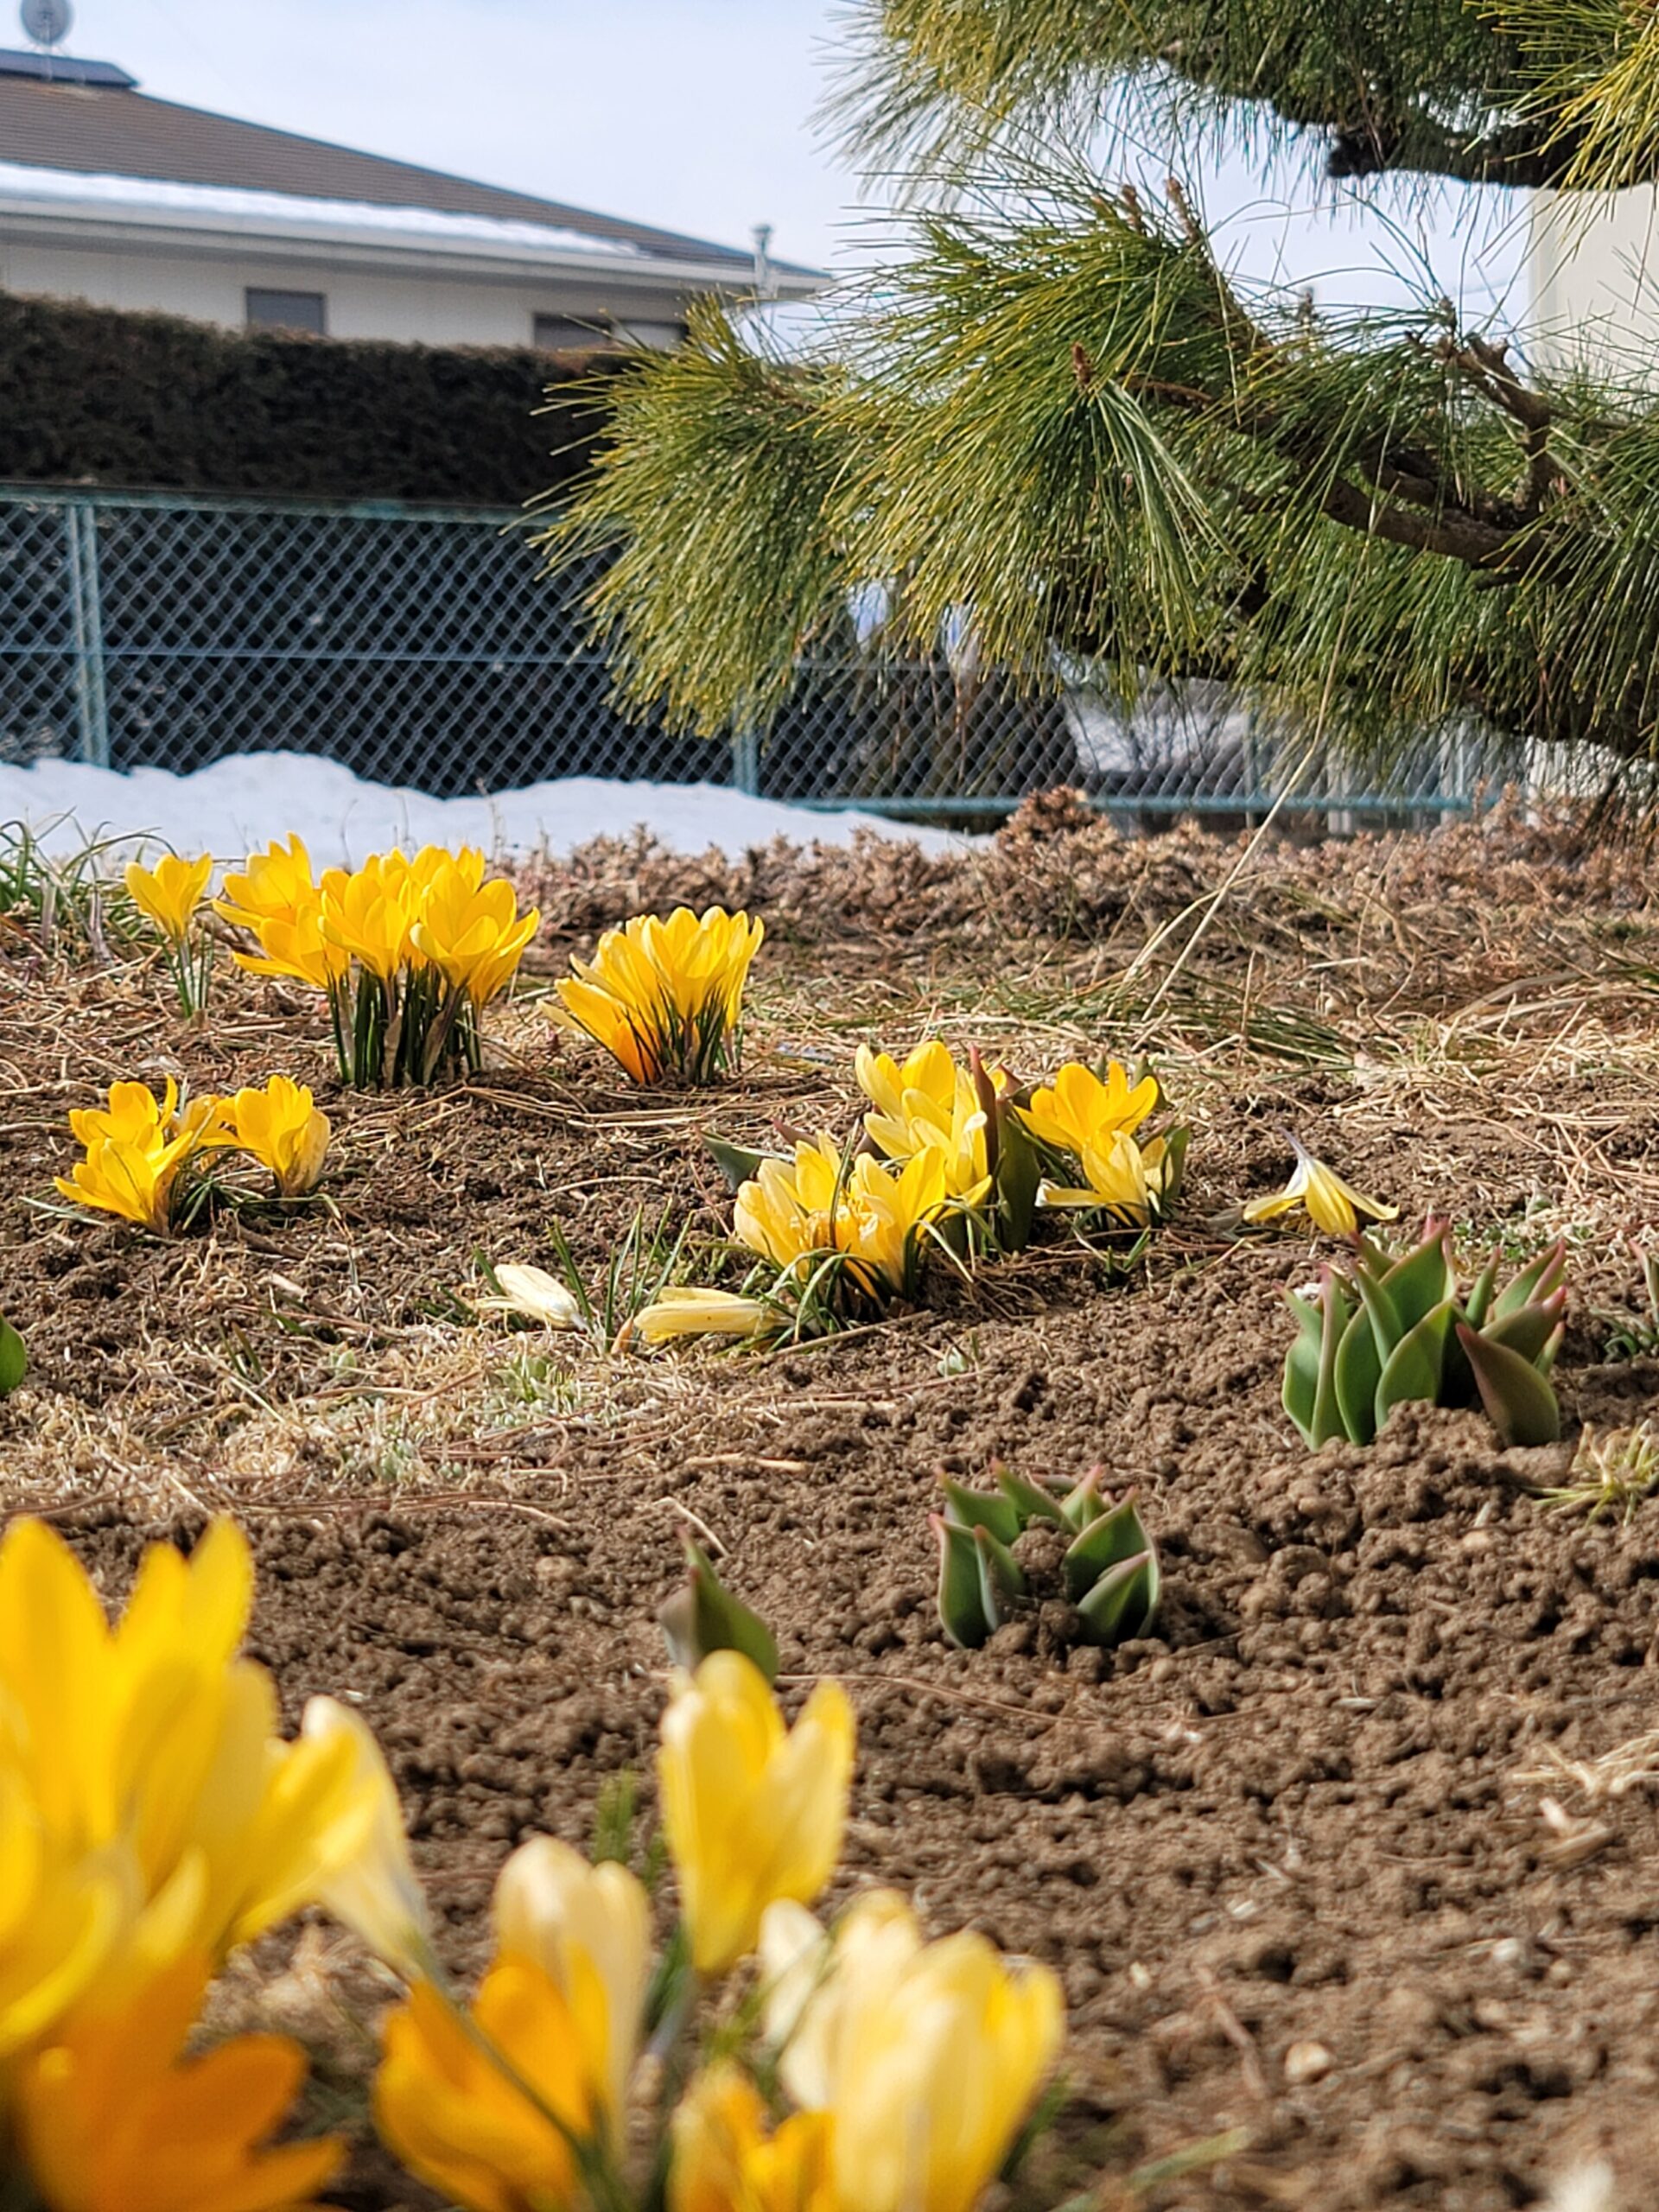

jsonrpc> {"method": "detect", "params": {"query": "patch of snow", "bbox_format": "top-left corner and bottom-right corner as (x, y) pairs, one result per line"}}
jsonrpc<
(0, 159), (651, 263)
(0, 751), (963, 871)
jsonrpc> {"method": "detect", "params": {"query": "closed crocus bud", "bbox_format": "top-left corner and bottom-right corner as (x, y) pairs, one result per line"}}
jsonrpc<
(658, 1654), (855, 1978)
(298, 1698), (433, 1982)
(759, 1891), (921, 2114)
(492, 1837), (651, 2133)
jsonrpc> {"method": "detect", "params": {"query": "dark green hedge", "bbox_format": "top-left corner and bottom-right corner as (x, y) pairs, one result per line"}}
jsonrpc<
(0, 291), (619, 506)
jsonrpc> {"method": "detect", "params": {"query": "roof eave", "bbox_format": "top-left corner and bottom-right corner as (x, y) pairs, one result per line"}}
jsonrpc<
(0, 193), (829, 297)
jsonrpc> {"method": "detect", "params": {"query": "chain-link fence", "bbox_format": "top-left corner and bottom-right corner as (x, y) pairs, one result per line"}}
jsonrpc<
(0, 485), (1483, 825)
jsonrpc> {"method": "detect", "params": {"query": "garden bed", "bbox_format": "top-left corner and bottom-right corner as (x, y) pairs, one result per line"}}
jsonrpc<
(4, 798), (1659, 2210)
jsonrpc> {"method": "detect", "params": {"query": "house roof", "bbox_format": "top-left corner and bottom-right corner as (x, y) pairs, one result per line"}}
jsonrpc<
(0, 55), (821, 280)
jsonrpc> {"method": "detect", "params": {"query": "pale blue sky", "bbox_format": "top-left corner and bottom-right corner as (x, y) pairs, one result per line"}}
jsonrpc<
(48, 0), (1528, 316)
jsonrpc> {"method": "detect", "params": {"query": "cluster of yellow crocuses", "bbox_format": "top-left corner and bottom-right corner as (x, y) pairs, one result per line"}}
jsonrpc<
(126, 838), (540, 1090)
(214, 836), (541, 1087)
(1, 1519), (1063, 2212)
(638, 1039), (1190, 1343)
(55, 1074), (331, 1233)
(554, 904), (764, 1085)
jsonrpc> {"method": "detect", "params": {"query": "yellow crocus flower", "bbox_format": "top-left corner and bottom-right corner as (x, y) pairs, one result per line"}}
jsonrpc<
(15, 1949), (342, 2212)
(124, 854), (212, 949)
(55, 1124), (206, 1235)
(0, 1521), (423, 1976)
(855, 1043), (995, 1202)
(760, 1892), (1064, 2212)
(734, 1141), (970, 1302)
(1036, 1128), (1177, 1227)
(1017, 1059), (1159, 1157)
(375, 1960), (604, 2212)
(411, 860), (540, 1008)
(0, 1774), (129, 2064)
(213, 836), (319, 937)
(319, 853), (423, 982)
(556, 906), (764, 1084)
(658, 1652), (854, 1977)
(1243, 1138), (1397, 1238)
(670, 2064), (832, 2212)
(296, 1698), (433, 1983)
(493, 1836), (651, 2131)
(214, 1077), (331, 1198)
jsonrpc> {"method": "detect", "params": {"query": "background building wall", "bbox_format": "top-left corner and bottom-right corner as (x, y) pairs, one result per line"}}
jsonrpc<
(1528, 186), (1659, 373)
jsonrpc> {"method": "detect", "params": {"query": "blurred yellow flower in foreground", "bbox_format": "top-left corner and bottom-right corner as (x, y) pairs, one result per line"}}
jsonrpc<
(211, 1077), (331, 1198)
(376, 1962), (602, 2212)
(658, 1651), (854, 1976)
(0, 1517), (423, 1985)
(297, 1698), (433, 1984)
(556, 905), (764, 1084)
(758, 1891), (1064, 2212)
(493, 1835), (652, 2133)
(124, 853), (212, 949)
(16, 1950), (341, 2212)
(1243, 1138), (1397, 1238)
(671, 2064), (831, 2212)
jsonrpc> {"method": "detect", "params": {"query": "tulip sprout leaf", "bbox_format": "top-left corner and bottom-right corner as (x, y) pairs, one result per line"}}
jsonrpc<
(705, 1136), (772, 1194)
(1280, 1226), (1567, 1453)
(659, 1541), (779, 1683)
(0, 1315), (22, 1397)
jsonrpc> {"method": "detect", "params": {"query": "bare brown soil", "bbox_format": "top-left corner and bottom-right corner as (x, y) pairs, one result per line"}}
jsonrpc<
(5, 799), (1659, 2210)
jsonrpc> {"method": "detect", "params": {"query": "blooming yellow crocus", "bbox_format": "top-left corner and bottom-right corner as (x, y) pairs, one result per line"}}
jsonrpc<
(375, 1960), (603, 2212)
(1242, 1138), (1397, 1238)
(124, 853), (213, 949)
(658, 1651), (855, 1977)
(411, 857), (541, 1008)
(213, 836), (320, 937)
(55, 1077), (217, 1234)
(631, 1287), (779, 1344)
(760, 1892), (1064, 2212)
(670, 2064), (832, 2212)
(734, 1140), (969, 1302)
(319, 853), (423, 982)
(1036, 1128), (1179, 1227)
(556, 905), (764, 1084)
(855, 1042), (996, 1201)
(493, 1836), (651, 2130)
(213, 1077), (331, 1198)
(1017, 1059), (1159, 1157)
(16, 1950), (342, 2212)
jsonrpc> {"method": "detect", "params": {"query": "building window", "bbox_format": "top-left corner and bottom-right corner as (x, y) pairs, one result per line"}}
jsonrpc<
(246, 289), (327, 335)
(533, 313), (615, 352)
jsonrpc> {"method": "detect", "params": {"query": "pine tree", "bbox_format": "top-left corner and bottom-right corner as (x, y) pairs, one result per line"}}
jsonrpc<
(540, 3), (1659, 777)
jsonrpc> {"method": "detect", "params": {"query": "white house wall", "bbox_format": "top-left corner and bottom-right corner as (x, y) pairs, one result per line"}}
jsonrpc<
(1528, 186), (1659, 377)
(0, 234), (688, 346)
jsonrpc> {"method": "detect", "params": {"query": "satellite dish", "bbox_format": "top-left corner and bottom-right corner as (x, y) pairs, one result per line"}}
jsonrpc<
(21, 0), (73, 48)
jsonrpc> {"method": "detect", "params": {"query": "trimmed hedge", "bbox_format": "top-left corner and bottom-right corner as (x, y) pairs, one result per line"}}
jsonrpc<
(0, 290), (619, 506)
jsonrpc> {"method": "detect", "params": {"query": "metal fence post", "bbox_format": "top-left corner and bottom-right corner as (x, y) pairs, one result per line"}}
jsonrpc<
(730, 726), (761, 796)
(66, 502), (111, 767)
